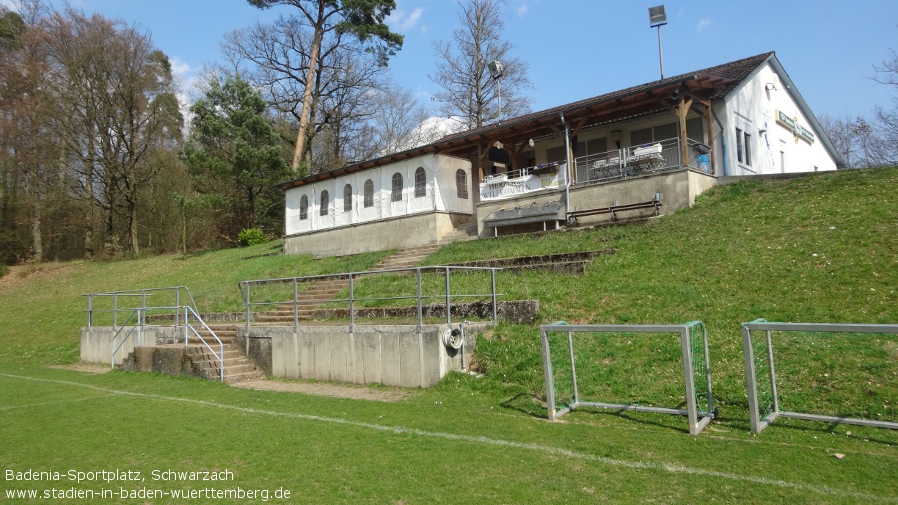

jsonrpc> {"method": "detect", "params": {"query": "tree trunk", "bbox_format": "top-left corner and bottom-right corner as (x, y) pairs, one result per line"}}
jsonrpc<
(127, 195), (139, 255)
(84, 137), (96, 259)
(291, 3), (326, 172)
(31, 199), (42, 262)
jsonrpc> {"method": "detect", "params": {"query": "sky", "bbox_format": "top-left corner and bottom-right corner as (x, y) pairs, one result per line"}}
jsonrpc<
(6, 0), (898, 122)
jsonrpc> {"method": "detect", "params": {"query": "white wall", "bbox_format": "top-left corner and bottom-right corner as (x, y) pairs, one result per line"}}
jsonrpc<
(285, 154), (472, 237)
(721, 61), (838, 176)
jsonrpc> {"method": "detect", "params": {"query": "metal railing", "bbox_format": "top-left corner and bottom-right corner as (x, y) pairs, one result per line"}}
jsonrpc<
(573, 137), (710, 185)
(483, 161), (564, 182)
(85, 286), (198, 329)
(110, 307), (144, 369)
(183, 306), (224, 382)
(238, 265), (503, 331)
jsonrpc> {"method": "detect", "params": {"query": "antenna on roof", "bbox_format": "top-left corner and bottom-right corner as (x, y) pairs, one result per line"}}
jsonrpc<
(648, 5), (667, 80)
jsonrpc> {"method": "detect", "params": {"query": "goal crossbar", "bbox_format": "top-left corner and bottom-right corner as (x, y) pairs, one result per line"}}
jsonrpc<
(539, 322), (715, 435)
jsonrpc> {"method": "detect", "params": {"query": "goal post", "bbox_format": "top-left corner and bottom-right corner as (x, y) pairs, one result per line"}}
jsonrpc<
(539, 321), (715, 435)
(742, 319), (898, 433)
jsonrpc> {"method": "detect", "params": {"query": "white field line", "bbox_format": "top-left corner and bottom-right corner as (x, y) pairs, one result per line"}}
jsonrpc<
(0, 393), (117, 411)
(2, 372), (896, 504)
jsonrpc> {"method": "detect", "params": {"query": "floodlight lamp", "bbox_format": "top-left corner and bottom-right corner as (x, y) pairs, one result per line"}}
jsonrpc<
(649, 5), (667, 27)
(487, 60), (504, 80)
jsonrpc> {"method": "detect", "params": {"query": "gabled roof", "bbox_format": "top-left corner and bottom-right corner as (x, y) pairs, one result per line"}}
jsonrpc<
(282, 52), (775, 190)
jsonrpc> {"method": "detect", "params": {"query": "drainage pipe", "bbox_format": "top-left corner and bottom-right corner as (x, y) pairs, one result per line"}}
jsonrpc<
(710, 106), (728, 176)
(560, 112), (573, 219)
(460, 320), (468, 371)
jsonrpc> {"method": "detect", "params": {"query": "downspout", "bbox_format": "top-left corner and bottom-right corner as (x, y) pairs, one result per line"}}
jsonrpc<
(711, 107), (729, 177)
(560, 112), (572, 220)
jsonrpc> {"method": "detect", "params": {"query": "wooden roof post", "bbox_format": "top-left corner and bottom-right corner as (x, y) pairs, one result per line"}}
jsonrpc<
(677, 95), (693, 167)
(703, 101), (716, 174)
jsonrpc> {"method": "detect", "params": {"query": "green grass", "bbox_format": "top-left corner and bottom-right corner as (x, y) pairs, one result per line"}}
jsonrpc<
(2, 168), (898, 503)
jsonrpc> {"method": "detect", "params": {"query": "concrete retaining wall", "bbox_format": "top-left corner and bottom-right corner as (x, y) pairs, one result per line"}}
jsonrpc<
(283, 211), (470, 257)
(80, 326), (182, 365)
(238, 323), (489, 388)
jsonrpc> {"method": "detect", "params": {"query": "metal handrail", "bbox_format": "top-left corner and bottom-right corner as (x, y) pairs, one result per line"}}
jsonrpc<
(572, 136), (709, 185)
(110, 307), (143, 369)
(239, 265), (503, 330)
(183, 306), (224, 382)
(84, 286), (198, 328)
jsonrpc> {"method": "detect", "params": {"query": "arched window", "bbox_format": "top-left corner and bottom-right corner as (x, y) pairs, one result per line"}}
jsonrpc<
(363, 179), (374, 208)
(343, 184), (353, 212)
(414, 167), (426, 198)
(391, 172), (403, 202)
(456, 169), (468, 199)
(319, 190), (329, 216)
(299, 195), (308, 220)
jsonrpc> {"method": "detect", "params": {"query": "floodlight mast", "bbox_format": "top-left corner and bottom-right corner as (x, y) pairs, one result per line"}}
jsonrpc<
(488, 60), (504, 123)
(649, 5), (667, 80)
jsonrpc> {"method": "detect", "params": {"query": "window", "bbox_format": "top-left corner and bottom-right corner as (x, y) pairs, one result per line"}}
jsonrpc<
(414, 167), (426, 198)
(391, 172), (403, 202)
(456, 169), (468, 199)
(735, 128), (744, 163)
(299, 195), (308, 220)
(343, 184), (352, 212)
(547, 145), (566, 163)
(363, 179), (374, 208)
(319, 190), (329, 216)
(736, 124), (752, 167)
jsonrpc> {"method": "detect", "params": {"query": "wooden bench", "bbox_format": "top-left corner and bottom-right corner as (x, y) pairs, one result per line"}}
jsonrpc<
(567, 195), (662, 224)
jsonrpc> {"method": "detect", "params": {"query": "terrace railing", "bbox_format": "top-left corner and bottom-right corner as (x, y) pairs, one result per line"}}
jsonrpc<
(87, 286), (201, 369)
(84, 286), (198, 329)
(238, 266), (503, 331)
(573, 137), (710, 185)
(183, 306), (224, 382)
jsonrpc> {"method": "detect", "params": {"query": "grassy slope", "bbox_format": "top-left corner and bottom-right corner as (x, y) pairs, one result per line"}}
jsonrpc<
(1, 168), (897, 504)
(0, 242), (389, 364)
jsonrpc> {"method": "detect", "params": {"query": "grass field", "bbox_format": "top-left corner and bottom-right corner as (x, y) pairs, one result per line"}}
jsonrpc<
(2, 168), (898, 503)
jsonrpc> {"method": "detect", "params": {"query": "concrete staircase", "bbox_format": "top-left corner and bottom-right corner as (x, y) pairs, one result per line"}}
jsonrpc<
(187, 324), (264, 383)
(372, 244), (441, 270)
(440, 223), (480, 243)
(254, 244), (443, 325)
(256, 277), (349, 324)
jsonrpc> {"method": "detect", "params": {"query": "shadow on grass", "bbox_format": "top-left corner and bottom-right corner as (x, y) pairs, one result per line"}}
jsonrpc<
(500, 393), (547, 419)
(755, 417), (898, 447)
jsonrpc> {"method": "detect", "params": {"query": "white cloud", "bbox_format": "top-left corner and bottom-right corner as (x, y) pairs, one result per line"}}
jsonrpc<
(517, 3), (529, 16)
(387, 7), (424, 33)
(0, 0), (18, 11)
(697, 18), (712, 31)
(169, 57), (191, 78)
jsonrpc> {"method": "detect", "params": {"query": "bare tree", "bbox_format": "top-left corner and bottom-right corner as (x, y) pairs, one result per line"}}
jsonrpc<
(246, 0), (403, 172)
(362, 81), (442, 155)
(429, 0), (531, 130)
(0, 1), (62, 262)
(44, 8), (182, 255)
(222, 16), (389, 173)
(870, 48), (898, 166)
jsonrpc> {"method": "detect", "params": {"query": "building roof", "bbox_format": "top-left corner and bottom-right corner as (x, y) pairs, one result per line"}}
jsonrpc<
(283, 51), (841, 189)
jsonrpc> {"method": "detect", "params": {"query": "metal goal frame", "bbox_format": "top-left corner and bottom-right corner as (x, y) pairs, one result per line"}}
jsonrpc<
(539, 321), (715, 435)
(742, 319), (898, 433)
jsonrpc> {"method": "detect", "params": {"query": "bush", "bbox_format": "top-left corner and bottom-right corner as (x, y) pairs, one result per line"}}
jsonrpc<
(0, 263), (7, 279)
(237, 228), (268, 247)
